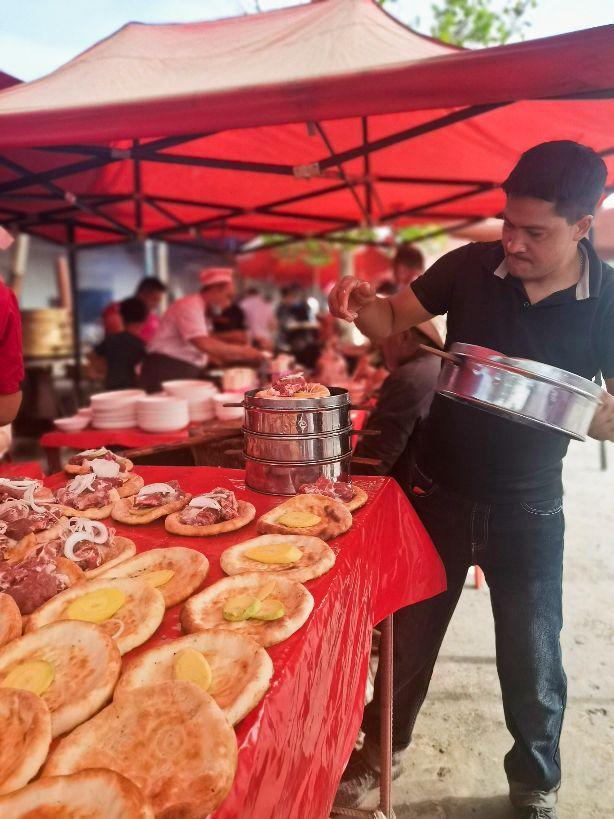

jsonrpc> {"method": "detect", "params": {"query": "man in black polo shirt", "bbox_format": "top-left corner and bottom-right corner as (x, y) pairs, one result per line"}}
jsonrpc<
(329, 142), (614, 819)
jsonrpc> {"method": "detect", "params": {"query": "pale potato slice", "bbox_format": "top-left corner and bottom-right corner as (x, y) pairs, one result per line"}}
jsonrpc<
(116, 629), (273, 725)
(25, 577), (164, 656)
(220, 534), (335, 583)
(43, 681), (237, 819)
(181, 572), (314, 647)
(0, 688), (51, 795)
(96, 547), (209, 607)
(0, 769), (154, 817)
(0, 620), (120, 738)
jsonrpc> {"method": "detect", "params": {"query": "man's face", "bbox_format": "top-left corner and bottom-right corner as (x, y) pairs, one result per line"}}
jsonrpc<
(501, 196), (591, 281)
(394, 264), (423, 288)
(205, 282), (234, 312)
(141, 290), (163, 311)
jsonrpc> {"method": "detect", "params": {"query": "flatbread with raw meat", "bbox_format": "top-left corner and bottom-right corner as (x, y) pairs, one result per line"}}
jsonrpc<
(58, 517), (135, 579)
(117, 472), (144, 498)
(25, 577), (164, 656)
(43, 680), (237, 819)
(97, 546), (209, 608)
(255, 372), (330, 399)
(0, 769), (154, 818)
(56, 473), (120, 520)
(65, 447), (134, 475)
(297, 476), (368, 512)
(0, 499), (66, 547)
(181, 572), (314, 647)
(115, 630), (273, 725)
(257, 493), (352, 540)
(0, 620), (121, 738)
(0, 478), (54, 506)
(221, 534), (335, 583)
(0, 592), (21, 647)
(165, 488), (255, 537)
(112, 481), (190, 525)
(0, 688), (51, 795)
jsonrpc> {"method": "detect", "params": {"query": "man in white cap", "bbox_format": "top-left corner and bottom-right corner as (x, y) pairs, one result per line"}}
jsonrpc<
(140, 267), (265, 392)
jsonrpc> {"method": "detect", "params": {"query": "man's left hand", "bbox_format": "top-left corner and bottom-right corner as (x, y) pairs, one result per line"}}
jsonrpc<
(588, 391), (614, 442)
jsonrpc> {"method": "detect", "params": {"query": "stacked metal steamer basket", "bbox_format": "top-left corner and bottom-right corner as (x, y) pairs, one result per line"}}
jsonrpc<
(241, 388), (353, 494)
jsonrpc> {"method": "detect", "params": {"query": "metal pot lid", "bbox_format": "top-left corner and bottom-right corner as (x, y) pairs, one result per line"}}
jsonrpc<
(243, 386), (350, 411)
(449, 343), (603, 400)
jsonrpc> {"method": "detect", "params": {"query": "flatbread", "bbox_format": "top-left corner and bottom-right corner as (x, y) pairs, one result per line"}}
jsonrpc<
(0, 769), (154, 818)
(83, 535), (137, 580)
(96, 547), (209, 608)
(165, 500), (256, 537)
(116, 630), (273, 725)
(25, 577), (165, 656)
(32, 514), (68, 545)
(0, 688), (51, 795)
(221, 534), (335, 583)
(181, 572), (314, 647)
(0, 593), (22, 647)
(111, 494), (190, 525)
(44, 680), (237, 819)
(346, 485), (369, 512)
(0, 620), (121, 738)
(257, 493), (352, 541)
(65, 451), (134, 475)
(58, 488), (120, 521)
(117, 473), (144, 499)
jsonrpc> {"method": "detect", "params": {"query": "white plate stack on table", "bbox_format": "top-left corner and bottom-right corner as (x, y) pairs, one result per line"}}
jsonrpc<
(162, 380), (218, 423)
(136, 395), (189, 433)
(90, 390), (145, 430)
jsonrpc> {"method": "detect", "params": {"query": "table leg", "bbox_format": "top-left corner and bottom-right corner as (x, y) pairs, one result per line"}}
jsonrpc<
(45, 447), (62, 475)
(331, 614), (395, 819)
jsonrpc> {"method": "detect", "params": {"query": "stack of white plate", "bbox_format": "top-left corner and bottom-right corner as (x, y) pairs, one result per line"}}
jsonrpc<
(91, 389), (145, 429)
(162, 380), (218, 423)
(136, 396), (189, 433)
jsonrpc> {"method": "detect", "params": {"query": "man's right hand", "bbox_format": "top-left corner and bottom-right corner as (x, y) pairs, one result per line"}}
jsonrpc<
(328, 276), (377, 323)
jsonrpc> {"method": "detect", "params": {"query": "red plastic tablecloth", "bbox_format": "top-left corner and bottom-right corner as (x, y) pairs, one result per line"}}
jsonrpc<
(47, 466), (446, 819)
(40, 426), (191, 451)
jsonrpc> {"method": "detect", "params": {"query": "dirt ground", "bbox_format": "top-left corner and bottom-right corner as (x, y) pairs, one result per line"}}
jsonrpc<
(360, 439), (614, 819)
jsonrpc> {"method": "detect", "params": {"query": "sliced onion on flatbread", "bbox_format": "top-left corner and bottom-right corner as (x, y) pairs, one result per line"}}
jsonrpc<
(0, 688), (51, 795)
(165, 500), (256, 537)
(84, 536), (136, 579)
(58, 488), (120, 521)
(65, 449), (134, 475)
(257, 493), (352, 541)
(0, 769), (154, 818)
(0, 593), (21, 647)
(115, 630), (273, 725)
(43, 680), (237, 819)
(0, 620), (120, 738)
(111, 494), (190, 525)
(221, 534), (335, 583)
(25, 577), (164, 656)
(96, 547), (209, 608)
(346, 485), (368, 512)
(117, 473), (144, 499)
(181, 572), (314, 647)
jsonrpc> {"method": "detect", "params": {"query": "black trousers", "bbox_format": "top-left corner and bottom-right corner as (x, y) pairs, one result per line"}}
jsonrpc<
(139, 352), (201, 393)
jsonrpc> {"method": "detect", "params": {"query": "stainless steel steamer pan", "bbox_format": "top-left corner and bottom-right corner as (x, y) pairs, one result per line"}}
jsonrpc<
(435, 342), (603, 441)
(242, 387), (350, 436)
(244, 453), (352, 495)
(242, 427), (353, 462)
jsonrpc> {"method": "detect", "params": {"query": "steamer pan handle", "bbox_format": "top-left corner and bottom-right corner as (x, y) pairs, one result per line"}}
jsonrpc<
(224, 449), (245, 458)
(351, 428), (381, 436)
(222, 402), (245, 408)
(418, 344), (460, 364)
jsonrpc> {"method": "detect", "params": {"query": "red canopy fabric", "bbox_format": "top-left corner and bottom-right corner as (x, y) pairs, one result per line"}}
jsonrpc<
(0, 0), (611, 248)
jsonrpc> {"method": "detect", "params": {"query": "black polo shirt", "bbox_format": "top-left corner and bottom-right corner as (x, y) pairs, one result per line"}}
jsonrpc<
(411, 239), (614, 502)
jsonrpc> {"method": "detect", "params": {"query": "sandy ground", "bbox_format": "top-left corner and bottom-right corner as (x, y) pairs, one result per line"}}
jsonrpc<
(359, 439), (614, 819)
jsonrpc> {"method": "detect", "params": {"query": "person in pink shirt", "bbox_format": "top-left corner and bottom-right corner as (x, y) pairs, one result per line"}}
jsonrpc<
(102, 277), (167, 343)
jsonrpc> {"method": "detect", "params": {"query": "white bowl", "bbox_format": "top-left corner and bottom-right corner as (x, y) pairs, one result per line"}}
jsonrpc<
(54, 415), (89, 432)
(213, 393), (244, 422)
(163, 380), (217, 398)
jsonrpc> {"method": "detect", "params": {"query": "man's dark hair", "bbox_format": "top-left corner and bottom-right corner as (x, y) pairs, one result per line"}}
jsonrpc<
(394, 244), (424, 271)
(136, 277), (167, 296)
(502, 141), (607, 223)
(120, 296), (148, 324)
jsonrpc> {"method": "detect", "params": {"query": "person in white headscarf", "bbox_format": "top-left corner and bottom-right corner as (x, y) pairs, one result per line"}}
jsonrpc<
(140, 267), (265, 392)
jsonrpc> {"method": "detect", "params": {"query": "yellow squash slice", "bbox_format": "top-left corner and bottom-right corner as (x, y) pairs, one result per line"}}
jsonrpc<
(244, 543), (303, 565)
(173, 648), (212, 691)
(66, 588), (126, 624)
(1, 659), (55, 695)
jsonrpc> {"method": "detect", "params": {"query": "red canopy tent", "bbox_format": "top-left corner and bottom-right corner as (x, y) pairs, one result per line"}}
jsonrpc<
(0, 0), (611, 251)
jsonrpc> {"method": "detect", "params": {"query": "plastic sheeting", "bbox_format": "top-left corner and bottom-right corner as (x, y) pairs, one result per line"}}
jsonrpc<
(46, 465), (446, 818)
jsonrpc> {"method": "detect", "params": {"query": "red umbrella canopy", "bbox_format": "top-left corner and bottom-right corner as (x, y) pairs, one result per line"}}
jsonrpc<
(0, 0), (611, 249)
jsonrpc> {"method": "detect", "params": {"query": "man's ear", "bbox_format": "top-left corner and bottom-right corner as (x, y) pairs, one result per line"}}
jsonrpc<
(573, 214), (593, 241)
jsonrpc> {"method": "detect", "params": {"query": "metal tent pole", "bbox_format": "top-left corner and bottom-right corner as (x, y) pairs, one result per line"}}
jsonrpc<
(67, 222), (82, 403)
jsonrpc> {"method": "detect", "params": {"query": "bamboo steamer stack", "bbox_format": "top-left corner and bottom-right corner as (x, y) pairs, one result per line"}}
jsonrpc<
(241, 387), (353, 495)
(21, 308), (73, 358)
